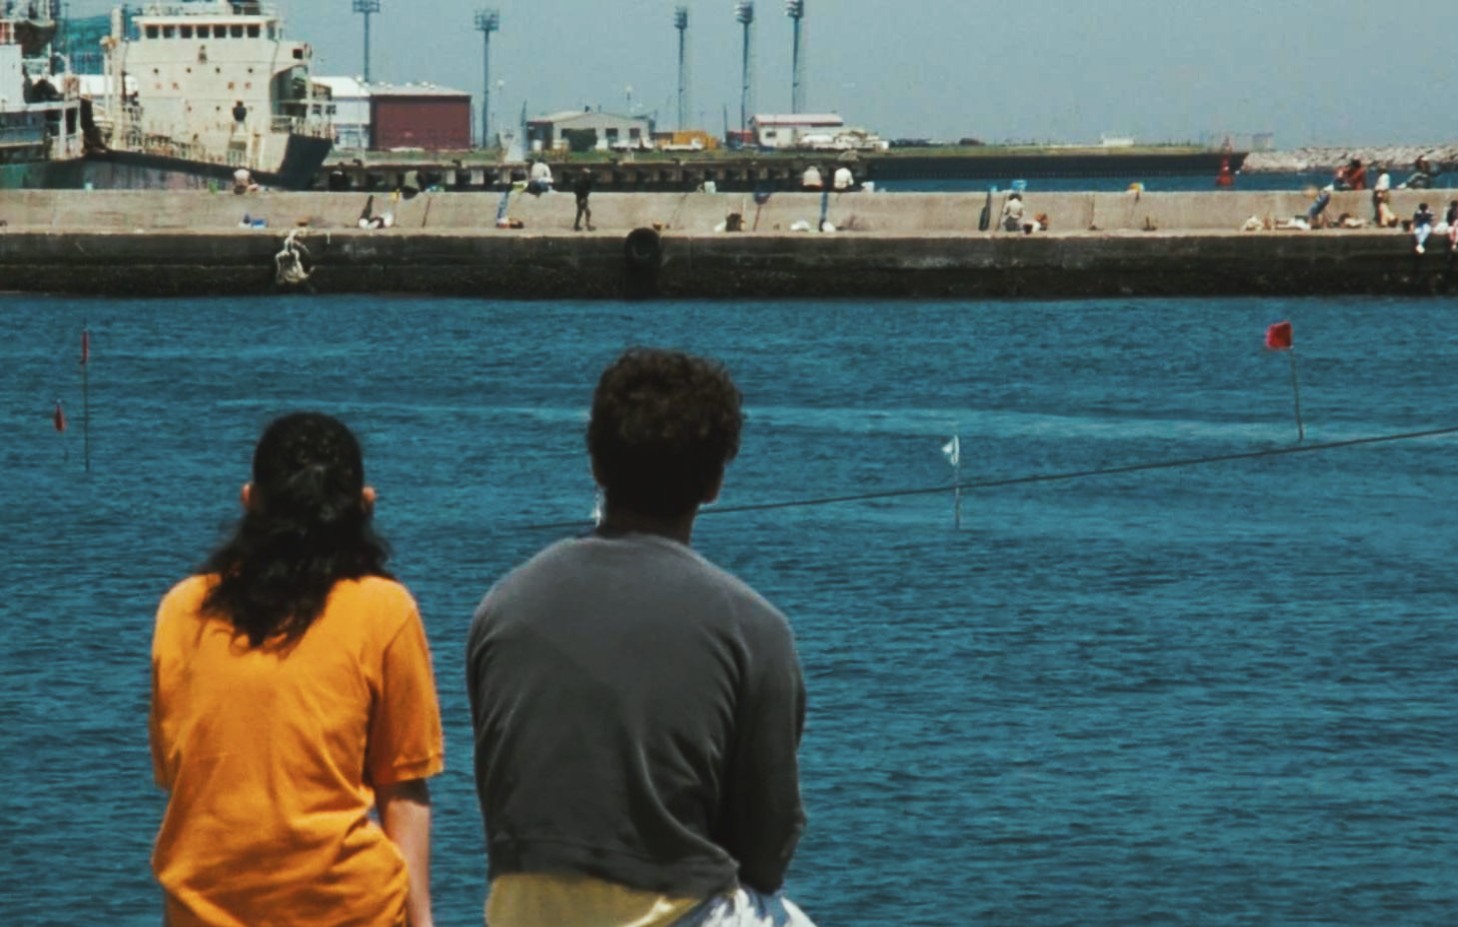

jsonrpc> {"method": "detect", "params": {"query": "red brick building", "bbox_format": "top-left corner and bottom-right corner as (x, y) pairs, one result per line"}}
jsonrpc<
(369, 84), (471, 151)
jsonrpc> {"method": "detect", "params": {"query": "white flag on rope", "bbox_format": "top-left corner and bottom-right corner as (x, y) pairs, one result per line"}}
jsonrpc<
(942, 435), (960, 468)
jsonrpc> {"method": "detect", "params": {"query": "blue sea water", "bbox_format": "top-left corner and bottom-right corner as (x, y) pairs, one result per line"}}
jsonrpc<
(3, 295), (1456, 927)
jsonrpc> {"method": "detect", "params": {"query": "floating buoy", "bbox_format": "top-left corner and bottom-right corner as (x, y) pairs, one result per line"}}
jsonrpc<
(1216, 156), (1235, 188)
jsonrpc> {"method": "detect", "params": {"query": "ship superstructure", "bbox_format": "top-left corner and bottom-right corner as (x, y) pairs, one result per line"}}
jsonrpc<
(95, 0), (329, 186)
(0, 2), (86, 186)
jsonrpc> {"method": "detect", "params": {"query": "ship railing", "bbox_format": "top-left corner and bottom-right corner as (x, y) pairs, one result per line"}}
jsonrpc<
(138, 132), (234, 169)
(271, 114), (333, 139)
(138, 2), (279, 17)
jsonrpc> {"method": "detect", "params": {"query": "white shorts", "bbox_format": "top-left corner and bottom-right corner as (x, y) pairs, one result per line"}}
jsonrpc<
(672, 888), (816, 927)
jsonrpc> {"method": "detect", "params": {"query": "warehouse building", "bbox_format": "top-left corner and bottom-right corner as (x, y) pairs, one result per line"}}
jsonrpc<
(526, 109), (653, 153)
(314, 78), (472, 151)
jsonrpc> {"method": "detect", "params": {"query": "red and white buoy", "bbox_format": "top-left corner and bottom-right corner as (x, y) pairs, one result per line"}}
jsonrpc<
(1215, 155), (1235, 188)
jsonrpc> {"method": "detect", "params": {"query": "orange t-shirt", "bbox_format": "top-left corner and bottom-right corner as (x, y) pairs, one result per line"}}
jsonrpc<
(150, 575), (445, 927)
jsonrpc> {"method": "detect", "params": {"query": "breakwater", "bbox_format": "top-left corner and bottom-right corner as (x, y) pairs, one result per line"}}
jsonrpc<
(0, 190), (1453, 298)
(1244, 145), (1457, 174)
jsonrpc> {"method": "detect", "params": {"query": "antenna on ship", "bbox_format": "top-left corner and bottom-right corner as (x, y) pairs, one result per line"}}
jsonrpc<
(673, 6), (689, 131)
(474, 9), (500, 148)
(352, 0), (380, 83)
(735, 1), (754, 134)
(785, 0), (805, 113)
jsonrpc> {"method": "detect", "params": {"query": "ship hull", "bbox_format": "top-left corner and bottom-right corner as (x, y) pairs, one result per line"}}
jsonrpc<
(80, 134), (331, 191)
(0, 135), (330, 191)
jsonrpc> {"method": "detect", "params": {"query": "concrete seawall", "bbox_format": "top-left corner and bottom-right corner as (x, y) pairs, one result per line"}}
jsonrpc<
(1, 190), (1454, 298)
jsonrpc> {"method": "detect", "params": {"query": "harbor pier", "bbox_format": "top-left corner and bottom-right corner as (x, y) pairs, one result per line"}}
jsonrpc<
(0, 190), (1452, 298)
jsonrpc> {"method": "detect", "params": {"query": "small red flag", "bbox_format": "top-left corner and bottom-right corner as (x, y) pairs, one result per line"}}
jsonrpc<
(1265, 321), (1293, 351)
(53, 400), (67, 433)
(80, 328), (90, 366)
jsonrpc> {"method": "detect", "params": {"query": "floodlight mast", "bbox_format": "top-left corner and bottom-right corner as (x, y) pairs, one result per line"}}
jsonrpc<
(785, 0), (804, 113)
(475, 9), (500, 147)
(674, 7), (689, 131)
(735, 1), (754, 134)
(352, 0), (380, 83)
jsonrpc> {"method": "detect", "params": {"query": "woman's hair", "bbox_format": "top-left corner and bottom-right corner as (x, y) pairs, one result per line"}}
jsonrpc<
(201, 412), (390, 646)
(587, 347), (743, 518)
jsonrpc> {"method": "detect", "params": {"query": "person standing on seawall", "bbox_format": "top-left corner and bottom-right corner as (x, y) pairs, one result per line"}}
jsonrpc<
(467, 347), (816, 927)
(150, 412), (444, 927)
(573, 168), (596, 231)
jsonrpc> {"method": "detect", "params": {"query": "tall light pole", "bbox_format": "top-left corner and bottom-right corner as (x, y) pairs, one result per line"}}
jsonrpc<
(352, 0), (380, 83)
(735, 1), (754, 134)
(673, 6), (689, 131)
(474, 9), (500, 148)
(785, 0), (805, 113)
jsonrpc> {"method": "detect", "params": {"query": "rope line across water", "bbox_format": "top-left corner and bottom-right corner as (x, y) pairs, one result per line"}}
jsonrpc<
(516, 425), (1458, 532)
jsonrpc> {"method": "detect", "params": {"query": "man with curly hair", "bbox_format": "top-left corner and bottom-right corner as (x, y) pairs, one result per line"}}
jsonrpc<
(467, 347), (814, 927)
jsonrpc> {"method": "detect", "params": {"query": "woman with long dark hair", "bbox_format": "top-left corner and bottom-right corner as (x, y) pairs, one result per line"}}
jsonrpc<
(150, 412), (443, 927)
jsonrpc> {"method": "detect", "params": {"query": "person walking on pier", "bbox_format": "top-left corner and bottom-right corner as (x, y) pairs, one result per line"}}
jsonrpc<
(149, 412), (444, 927)
(467, 348), (815, 927)
(573, 168), (596, 231)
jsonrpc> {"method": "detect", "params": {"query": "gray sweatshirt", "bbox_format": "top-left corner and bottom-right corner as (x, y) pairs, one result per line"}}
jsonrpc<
(466, 530), (807, 897)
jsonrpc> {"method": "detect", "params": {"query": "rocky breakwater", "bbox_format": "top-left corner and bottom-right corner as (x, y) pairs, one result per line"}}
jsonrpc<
(1246, 144), (1458, 174)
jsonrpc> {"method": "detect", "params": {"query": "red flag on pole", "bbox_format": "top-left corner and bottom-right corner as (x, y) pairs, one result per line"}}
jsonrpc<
(1265, 321), (1293, 351)
(80, 328), (90, 366)
(53, 400), (67, 432)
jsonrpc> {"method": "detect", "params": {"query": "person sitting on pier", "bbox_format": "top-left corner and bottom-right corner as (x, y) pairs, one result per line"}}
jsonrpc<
(800, 164), (823, 191)
(1374, 191), (1400, 229)
(1000, 192), (1027, 232)
(526, 158), (553, 196)
(1344, 158), (1367, 191)
(1411, 202), (1435, 254)
(232, 167), (259, 195)
(1445, 200), (1458, 251)
(1304, 185), (1334, 227)
(1401, 156), (1436, 190)
(357, 194), (395, 229)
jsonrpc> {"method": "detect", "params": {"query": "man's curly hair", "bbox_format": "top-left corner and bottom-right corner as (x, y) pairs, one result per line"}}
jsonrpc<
(588, 347), (744, 518)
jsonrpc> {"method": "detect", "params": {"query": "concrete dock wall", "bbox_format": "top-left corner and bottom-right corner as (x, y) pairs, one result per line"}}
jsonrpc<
(2, 189), (1452, 235)
(0, 190), (1453, 298)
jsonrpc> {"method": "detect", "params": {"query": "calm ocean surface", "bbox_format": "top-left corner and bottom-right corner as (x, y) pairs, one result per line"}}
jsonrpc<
(3, 295), (1455, 927)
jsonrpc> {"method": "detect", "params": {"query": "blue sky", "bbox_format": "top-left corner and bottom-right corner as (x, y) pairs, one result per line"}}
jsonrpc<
(76, 0), (1458, 147)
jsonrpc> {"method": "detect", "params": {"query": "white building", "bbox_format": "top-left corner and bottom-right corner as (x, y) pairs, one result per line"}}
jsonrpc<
(750, 113), (844, 149)
(526, 109), (653, 152)
(313, 76), (368, 149)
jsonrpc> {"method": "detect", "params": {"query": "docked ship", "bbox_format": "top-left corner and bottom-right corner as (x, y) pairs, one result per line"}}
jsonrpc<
(0, 0), (330, 190)
(0, 3), (88, 188)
